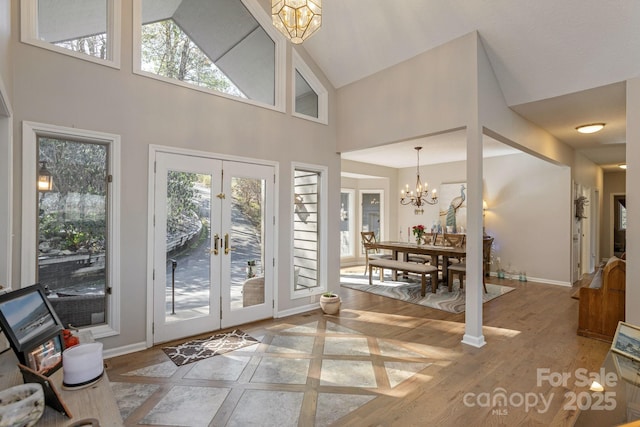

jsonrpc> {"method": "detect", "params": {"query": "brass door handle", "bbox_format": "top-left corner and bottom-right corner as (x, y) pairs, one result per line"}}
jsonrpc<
(224, 233), (232, 254)
(210, 234), (219, 255)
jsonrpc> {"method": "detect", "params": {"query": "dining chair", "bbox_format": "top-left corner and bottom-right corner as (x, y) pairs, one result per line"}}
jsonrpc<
(443, 233), (465, 248)
(443, 233), (466, 265)
(407, 233), (433, 264)
(447, 236), (493, 293)
(361, 231), (392, 275)
(408, 232), (439, 264)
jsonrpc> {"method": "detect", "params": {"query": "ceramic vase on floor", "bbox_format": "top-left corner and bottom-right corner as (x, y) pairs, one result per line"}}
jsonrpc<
(319, 293), (341, 314)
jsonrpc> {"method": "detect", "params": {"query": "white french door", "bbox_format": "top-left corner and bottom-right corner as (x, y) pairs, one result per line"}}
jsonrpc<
(153, 151), (274, 344)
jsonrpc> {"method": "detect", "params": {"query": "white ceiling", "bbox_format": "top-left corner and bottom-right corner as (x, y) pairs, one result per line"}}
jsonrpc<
(303, 0), (639, 171)
(341, 130), (520, 169)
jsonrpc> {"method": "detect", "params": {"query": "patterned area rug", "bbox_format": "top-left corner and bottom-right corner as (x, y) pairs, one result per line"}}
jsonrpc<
(162, 329), (259, 366)
(340, 274), (514, 314)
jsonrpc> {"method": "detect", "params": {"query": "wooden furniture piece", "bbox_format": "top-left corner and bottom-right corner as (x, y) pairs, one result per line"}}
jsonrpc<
(577, 256), (626, 342)
(0, 350), (123, 426)
(368, 258), (438, 295)
(361, 231), (392, 275)
(446, 237), (493, 293)
(364, 240), (465, 285)
(443, 233), (465, 248)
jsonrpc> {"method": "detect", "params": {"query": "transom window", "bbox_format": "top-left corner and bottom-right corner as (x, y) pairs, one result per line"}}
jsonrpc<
(292, 50), (328, 124)
(136, 0), (282, 108)
(21, 0), (121, 68)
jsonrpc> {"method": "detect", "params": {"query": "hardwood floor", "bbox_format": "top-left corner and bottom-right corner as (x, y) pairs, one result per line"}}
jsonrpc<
(106, 274), (611, 426)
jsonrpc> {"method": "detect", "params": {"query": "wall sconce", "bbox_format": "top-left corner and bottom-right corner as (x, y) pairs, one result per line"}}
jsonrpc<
(483, 200), (488, 215)
(38, 161), (53, 192)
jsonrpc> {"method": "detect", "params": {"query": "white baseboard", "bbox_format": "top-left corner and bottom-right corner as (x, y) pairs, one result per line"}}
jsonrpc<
(489, 272), (571, 287)
(276, 303), (319, 318)
(103, 341), (147, 359)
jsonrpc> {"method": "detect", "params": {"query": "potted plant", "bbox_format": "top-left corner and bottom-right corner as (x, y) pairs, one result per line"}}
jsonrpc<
(319, 292), (341, 314)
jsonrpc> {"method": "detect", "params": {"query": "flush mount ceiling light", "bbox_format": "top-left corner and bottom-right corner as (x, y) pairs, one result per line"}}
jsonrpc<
(576, 123), (605, 134)
(272, 0), (322, 44)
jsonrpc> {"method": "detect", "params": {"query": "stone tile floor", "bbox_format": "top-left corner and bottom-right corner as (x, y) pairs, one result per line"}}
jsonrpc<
(108, 318), (436, 426)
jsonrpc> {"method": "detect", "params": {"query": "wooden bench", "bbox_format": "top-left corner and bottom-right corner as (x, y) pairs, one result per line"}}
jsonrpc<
(577, 256), (626, 342)
(368, 258), (438, 296)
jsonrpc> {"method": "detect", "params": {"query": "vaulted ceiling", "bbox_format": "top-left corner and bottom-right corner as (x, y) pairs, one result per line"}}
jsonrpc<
(304, 0), (639, 170)
(36, 0), (639, 169)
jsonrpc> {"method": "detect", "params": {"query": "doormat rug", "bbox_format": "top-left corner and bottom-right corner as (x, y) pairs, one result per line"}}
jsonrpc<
(162, 329), (259, 366)
(340, 274), (515, 314)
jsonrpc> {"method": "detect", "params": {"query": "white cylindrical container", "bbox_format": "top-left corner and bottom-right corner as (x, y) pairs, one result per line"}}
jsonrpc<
(62, 342), (104, 389)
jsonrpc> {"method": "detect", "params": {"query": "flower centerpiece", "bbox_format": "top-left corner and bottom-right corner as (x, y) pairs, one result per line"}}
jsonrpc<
(412, 224), (425, 244)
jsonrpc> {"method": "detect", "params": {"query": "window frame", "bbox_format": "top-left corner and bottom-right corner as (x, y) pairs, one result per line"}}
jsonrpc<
(21, 121), (121, 339)
(20, 0), (121, 69)
(132, 0), (286, 112)
(291, 162), (328, 299)
(0, 78), (12, 291)
(340, 188), (356, 259)
(291, 50), (328, 124)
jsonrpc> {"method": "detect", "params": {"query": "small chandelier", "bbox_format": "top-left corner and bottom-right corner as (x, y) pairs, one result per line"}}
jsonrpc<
(272, 0), (322, 44)
(38, 161), (53, 192)
(400, 147), (438, 215)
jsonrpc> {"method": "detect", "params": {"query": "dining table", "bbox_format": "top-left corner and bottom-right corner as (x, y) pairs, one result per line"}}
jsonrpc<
(364, 240), (466, 284)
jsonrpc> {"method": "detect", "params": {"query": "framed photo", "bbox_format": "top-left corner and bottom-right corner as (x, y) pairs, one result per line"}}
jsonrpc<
(611, 321), (640, 363)
(25, 333), (64, 374)
(612, 351), (640, 386)
(0, 283), (64, 368)
(18, 363), (72, 417)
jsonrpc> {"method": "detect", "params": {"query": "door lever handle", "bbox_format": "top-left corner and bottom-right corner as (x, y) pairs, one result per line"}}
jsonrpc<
(224, 233), (232, 254)
(210, 233), (219, 255)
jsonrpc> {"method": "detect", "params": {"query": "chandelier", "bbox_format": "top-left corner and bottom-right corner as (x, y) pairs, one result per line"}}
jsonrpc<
(272, 0), (322, 44)
(400, 147), (438, 214)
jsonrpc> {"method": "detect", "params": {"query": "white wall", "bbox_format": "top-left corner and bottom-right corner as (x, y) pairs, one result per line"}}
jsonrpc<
(0, 0), (12, 290)
(10, 2), (340, 350)
(396, 152), (571, 284)
(0, 0), (11, 86)
(627, 76), (640, 325)
(336, 33), (476, 153)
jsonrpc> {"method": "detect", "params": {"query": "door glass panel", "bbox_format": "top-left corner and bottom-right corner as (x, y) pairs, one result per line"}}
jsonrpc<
(164, 171), (211, 322)
(37, 137), (108, 328)
(230, 176), (266, 310)
(361, 192), (381, 241)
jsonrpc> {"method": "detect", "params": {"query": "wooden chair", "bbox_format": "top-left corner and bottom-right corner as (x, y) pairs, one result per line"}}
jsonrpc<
(443, 233), (465, 248)
(444, 233), (466, 265)
(361, 231), (392, 275)
(447, 237), (493, 293)
(408, 232), (439, 264)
